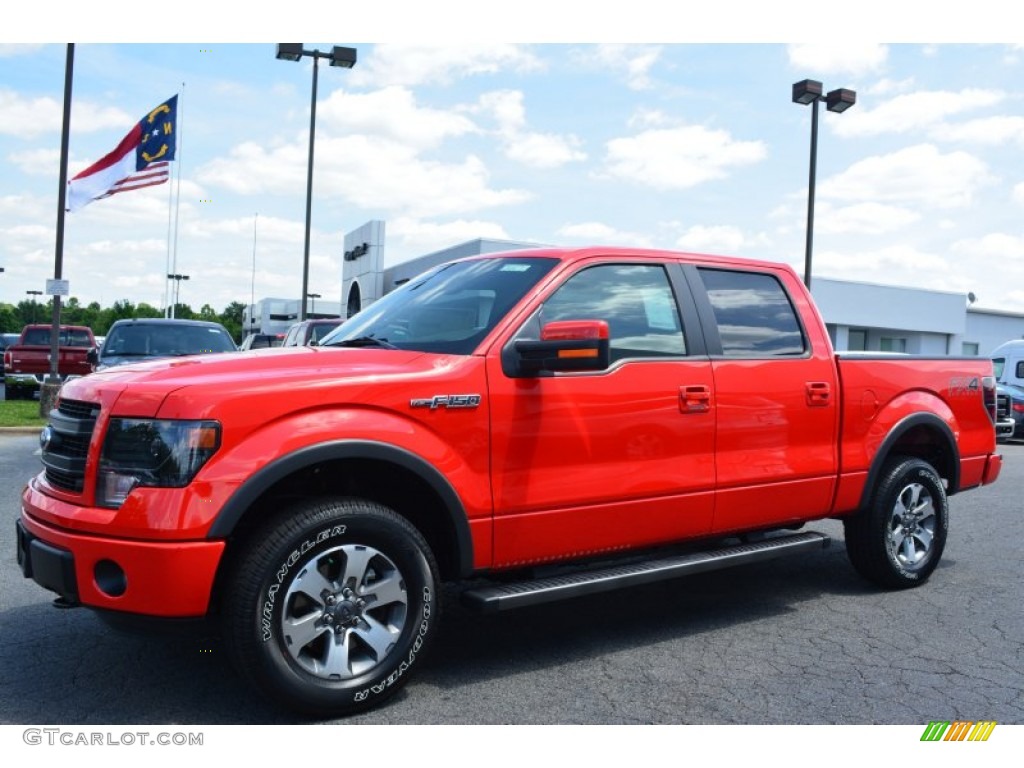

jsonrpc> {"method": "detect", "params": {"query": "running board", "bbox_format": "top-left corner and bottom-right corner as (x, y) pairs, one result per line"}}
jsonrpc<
(461, 531), (831, 614)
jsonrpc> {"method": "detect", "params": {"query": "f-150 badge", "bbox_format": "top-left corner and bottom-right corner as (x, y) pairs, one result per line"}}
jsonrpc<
(410, 394), (482, 410)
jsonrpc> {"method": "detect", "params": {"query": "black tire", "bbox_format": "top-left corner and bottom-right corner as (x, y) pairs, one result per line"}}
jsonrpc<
(844, 457), (949, 589)
(221, 497), (440, 716)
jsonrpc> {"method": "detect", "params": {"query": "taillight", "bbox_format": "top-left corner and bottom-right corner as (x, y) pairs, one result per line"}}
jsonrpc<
(1014, 403), (1024, 414)
(982, 376), (997, 423)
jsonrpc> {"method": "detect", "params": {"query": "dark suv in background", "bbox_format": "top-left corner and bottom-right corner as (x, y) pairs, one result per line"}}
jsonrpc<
(282, 319), (343, 347)
(239, 332), (285, 350)
(93, 318), (237, 371)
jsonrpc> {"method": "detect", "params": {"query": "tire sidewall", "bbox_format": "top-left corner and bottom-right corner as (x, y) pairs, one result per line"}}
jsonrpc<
(243, 503), (437, 714)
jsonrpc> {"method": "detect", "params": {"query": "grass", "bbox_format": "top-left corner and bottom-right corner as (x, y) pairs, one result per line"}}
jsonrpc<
(0, 399), (47, 428)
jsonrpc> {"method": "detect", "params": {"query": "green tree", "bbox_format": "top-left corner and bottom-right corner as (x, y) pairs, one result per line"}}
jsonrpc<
(219, 301), (246, 342)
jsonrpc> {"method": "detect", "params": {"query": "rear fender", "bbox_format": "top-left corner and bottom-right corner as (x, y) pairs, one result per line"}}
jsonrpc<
(857, 408), (960, 510)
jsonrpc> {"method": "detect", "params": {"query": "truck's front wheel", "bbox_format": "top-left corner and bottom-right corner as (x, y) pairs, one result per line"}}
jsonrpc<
(844, 457), (948, 589)
(222, 498), (440, 716)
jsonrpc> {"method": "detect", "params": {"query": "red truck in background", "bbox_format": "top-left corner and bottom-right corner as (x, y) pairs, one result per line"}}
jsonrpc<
(4, 324), (96, 400)
(17, 247), (1002, 716)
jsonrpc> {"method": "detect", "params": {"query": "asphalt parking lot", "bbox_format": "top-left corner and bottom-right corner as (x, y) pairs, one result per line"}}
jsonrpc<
(1, 433), (1021, 726)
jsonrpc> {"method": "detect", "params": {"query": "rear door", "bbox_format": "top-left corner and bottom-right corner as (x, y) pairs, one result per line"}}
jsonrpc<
(689, 265), (839, 533)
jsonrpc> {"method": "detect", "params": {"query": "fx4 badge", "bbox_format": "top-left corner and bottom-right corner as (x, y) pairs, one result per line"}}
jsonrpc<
(410, 394), (482, 410)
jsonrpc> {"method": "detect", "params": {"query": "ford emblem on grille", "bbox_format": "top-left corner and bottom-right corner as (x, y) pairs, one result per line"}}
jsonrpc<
(39, 425), (54, 452)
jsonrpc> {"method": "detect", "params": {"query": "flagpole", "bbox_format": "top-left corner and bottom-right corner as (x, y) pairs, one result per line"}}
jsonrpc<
(164, 147), (174, 316)
(250, 212), (258, 336)
(41, 43), (75, 417)
(169, 82), (185, 319)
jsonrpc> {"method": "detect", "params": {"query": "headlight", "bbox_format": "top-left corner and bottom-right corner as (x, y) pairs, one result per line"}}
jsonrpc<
(97, 418), (221, 508)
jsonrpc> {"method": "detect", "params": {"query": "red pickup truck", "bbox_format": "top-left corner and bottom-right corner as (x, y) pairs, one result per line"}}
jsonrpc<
(3, 324), (96, 399)
(17, 247), (1002, 716)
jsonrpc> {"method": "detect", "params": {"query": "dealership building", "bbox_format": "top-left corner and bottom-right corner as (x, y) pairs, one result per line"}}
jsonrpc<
(253, 219), (1024, 357)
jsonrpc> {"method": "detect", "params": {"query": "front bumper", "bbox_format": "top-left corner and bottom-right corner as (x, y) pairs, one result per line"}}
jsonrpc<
(17, 510), (225, 617)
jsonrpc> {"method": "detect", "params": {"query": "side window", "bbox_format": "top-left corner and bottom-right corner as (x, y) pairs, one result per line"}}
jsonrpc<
(1017, 361), (1024, 379)
(535, 264), (687, 362)
(698, 268), (806, 357)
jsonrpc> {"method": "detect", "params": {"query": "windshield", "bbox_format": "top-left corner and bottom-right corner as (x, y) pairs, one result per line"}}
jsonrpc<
(102, 324), (236, 358)
(320, 256), (559, 354)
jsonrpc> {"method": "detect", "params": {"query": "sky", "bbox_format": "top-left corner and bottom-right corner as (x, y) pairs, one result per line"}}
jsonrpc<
(3, 3), (1024, 320)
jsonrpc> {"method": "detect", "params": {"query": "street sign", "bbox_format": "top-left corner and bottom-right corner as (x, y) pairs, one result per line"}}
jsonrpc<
(45, 279), (69, 296)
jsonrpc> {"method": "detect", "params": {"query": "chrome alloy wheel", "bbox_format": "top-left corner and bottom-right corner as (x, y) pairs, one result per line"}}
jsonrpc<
(886, 482), (936, 570)
(279, 544), (408, 680)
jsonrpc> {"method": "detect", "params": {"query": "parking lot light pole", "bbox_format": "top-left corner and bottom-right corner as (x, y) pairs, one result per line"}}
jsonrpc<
(792, 79), (856, 289)
(307, 292), (321, 317)
(26, 290), (43, 323)
(276, 44), (357, 322)
(167, 273), (189, 318)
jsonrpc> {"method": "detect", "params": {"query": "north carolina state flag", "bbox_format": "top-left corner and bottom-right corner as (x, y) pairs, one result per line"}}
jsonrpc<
(67, 95), (177, 212)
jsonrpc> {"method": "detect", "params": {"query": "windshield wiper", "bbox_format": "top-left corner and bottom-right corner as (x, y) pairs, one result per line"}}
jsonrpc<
(330, 335), (398, 350)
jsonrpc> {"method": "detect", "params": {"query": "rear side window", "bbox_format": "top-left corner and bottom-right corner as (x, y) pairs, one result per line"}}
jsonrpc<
(698, 268), (806, 357)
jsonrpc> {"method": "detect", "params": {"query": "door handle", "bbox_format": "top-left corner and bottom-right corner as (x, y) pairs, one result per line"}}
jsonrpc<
(680, 385), (711, 414)
(806, 381), (831, 407)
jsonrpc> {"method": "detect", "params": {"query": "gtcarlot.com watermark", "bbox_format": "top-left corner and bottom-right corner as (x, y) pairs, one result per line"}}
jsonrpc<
(23, 728), (203, 747)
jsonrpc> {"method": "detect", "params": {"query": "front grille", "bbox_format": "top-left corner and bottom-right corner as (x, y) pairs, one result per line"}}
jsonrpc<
(41, 398), (101, 494)
(57, 398), (101, 421)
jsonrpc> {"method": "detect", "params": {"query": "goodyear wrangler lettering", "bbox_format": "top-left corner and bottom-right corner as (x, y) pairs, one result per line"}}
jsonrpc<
(261, 525), (346, 642)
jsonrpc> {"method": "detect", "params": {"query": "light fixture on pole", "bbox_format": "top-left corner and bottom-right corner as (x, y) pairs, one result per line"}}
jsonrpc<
(167, 273), (190, 318)
(792, 79), (856, 289)
(276, 43), (357, 322)
(26, 290), (43, 323)
(307, 292), (321, 317)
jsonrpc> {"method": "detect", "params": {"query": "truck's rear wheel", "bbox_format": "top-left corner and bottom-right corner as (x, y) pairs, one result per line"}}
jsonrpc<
(222, 498), (440, 716)
(844, 457), (948, 589)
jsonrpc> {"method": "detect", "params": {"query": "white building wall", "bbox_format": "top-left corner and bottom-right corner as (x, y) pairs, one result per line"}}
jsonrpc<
(341, 221), (385, 318)
(964, 309), (1024, 356)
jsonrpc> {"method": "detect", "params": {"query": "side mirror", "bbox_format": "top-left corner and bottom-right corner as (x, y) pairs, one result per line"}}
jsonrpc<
(503, 320), (611, 378)
(86, 348), (99, 366)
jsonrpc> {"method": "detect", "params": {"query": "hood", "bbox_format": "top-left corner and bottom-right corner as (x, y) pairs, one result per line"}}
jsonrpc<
(60, 345), (461, 419)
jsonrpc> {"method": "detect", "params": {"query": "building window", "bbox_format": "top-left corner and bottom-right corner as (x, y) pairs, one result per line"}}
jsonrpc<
(848, 328), (867, 351)
(880, 337), (907, 353)
(962, 342), (980, 356)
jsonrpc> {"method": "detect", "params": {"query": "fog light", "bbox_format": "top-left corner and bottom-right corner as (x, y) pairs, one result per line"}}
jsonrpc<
(94, 559), (127, 597)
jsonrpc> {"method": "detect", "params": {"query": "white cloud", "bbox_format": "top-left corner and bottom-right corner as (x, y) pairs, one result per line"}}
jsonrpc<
(8, 148), (60, 177)
(473, 90), (586, 169)
(601, 125), (766, 190)
(348, 44), (543, 88)
(557, 221), (654, 247)
(0, 88), (134, 138)
(318, 86), (478, 150)
(1013, 182), (1024, 206)
(952, 232), (1024, 262)
(384, 217), (517, 264)
(834, 88), (1005, 137)
(674, 225), (749, 254)
(787, 44), (888, 77)
(813, 202), (921, 235)
(818, 144), (993, 208)
(816, 245), (949, 276)
(503, 132), (586, 169)
(929, 115), (1024, 145)
(199, 135), (530, 219)
(577, 44), (663, 91)
(864, 77), (916, 96)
